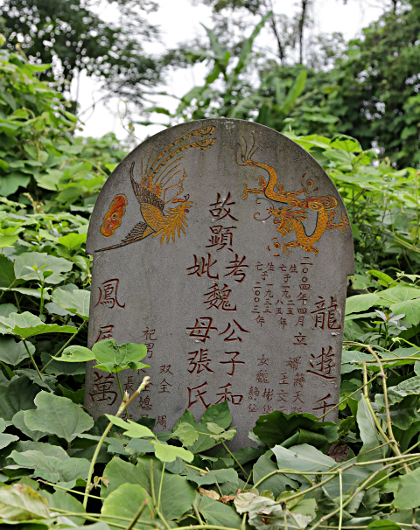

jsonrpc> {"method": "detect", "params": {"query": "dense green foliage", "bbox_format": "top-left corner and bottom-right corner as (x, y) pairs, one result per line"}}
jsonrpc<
(0, 0), (161, 105)
(0, 9), (420, 529)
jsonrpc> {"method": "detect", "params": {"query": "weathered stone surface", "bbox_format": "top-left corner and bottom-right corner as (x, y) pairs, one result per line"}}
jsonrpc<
(85, 119), (354, 448)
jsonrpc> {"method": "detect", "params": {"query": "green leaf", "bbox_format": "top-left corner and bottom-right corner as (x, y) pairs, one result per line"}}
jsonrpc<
(272, 444), (335, 474)
(394, 466), (420, 509)
(101, 483), (151, 528)
(377, 285), (420, 303)
(174, 401), (232, 453)
(58, 232), (87, 249)
(151, 441), (193, 463)
(0, 483), (50, 520)
(390, 298), (420, 325)
(253, 410), (338, 451)
(60, 345), (95, 362)
(199, 494), (242, 527)
(173, 422), (199, 446)
(384, 376), (420, 405)
(345, 294), (380, 315)
(40, 489), (86, 525)
(0, 417), (18, 449)
(10, 449), (90, 488)
(0, 255), (15, 288)
(0, 234), (18, 248)
(24, 391), (94, 442)
(357, 397), (387, 464)
(103, 456), (196, 520)
(367, 522), (401, 530)
(0, 376), (37, 422)
(234, 11), (272, 75)
(52, 287), (90, 319)
(253, 450), (298, 496)
(184, 467), (238, 487)
(14, 252), (73, 284)
(12, 410), (45, 441)
(105, 415), (155, 438)
(93, 339), (148, 373)
(0, 335), (32, 365)
(0, 311), (77, 338)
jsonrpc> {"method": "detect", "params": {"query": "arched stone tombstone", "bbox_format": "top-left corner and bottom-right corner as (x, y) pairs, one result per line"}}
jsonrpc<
(85, 119), (354, 448)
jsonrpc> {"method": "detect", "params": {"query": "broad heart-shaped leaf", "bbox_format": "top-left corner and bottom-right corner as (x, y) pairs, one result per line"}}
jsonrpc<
(10, 450), (90, 489)
(272, 444), (335, 474)
(253, 410), (338, 451)
(52, 287), (90, 320)
(198, 494), (242, 528)
(92, 339), (148, 372)
(0, 311), (77, 338)
(377, 285), (420, 303)
(394, 466), (420, 509)
(0, 335), (32, 366)
(0, 483), (50, 521)
(390, 298), (420, 325)
(0, 376), (37, 422)
(253, 450), (298, 496)
(58, 232), (87, 250)
(345, 293), (380, 315)
(12, 410), (45, 441)
(0, 418), (18, 449)
(60, 345), (95, 363)
(151, 441), (193, 463)
(103, 456), (195, 521)
(40, 489), (86, 525)
(101, 483), (153, 530)
(174, 401), (232, 453)
(14, 252), (73, 284)
(24, 391), (94, 442)
(379, 376), (420, 406)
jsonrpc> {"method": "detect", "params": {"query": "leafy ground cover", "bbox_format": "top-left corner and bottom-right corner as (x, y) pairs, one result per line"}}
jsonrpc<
(0, 40), (420, 530)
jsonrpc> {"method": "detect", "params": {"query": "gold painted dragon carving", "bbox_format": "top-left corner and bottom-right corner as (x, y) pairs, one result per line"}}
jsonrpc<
(233, 134), (349, 256)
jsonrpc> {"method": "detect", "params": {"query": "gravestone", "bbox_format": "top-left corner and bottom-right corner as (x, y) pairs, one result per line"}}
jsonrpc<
(85, 119), (354, 448)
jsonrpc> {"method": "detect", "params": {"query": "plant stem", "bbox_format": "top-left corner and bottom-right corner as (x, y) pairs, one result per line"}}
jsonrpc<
(158, 462), (165, 510)
(41, 321), (85, 373)
(125, 499), (148, 530)
(83, 376), (150, 509)
(116, 372), (129, 420)
(221, 441), (249, 479)
(23, 339), (43, 381)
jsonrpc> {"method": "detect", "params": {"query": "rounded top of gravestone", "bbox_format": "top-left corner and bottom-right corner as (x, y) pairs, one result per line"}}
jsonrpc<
(86, 118), (353, 271)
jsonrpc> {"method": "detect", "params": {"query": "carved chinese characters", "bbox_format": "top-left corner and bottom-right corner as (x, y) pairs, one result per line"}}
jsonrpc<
(85, 119), (354, 449)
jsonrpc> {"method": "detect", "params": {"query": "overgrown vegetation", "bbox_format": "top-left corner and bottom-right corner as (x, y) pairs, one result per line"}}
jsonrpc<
(0, 3), (420, 528)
